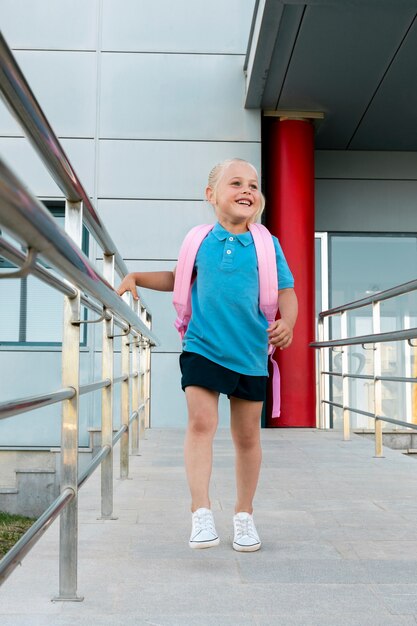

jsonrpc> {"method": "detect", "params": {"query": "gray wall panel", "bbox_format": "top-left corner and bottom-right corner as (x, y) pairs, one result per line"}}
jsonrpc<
(0, 138), (95, 198)
(316, 150), (417, 180)
(315, 179), (417, 233)
(0, 52), (96, 137)
(0, 0), (98, 50)
(98, 140), (261, 199)
(100, 53), (259, 141)
(97, 200), (214, 259)
(315, 151), (417, 233)
(101, 0), (255, 53)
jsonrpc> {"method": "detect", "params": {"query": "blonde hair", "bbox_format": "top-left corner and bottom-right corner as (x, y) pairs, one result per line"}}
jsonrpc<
(207, 158), (266, 223)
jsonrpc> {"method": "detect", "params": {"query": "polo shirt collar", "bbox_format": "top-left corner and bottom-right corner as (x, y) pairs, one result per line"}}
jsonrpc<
(212, 222), (253, 247)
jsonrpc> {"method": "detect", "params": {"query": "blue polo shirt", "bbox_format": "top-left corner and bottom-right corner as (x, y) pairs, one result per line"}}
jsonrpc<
(182, 222), (294, 376)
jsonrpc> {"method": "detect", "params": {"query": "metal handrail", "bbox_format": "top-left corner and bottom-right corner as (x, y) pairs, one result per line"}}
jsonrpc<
(0, 389), (76, 421)
(79, 379), (111, 395)
(0, 33), (156, 600)
(0, 236), (77, 298)
(0, 377), (132, 420)
(310, 327), (417, 348)
(77, 446), (111, 490)
(313, 276), (417, 457)
(0, 31), (132, 285)
(0, 488), (74, 585)
(321, 371), (417, 384)
(319, 278), (417, 318)
(0, 157), (159, 346)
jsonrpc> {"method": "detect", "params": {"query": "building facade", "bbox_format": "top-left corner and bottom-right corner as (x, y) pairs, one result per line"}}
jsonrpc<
(0, 0), (416, 450)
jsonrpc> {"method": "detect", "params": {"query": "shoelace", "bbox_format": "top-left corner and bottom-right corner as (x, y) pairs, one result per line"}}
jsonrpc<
(193, 510), (216, 535)
(235, 516), (257, 540)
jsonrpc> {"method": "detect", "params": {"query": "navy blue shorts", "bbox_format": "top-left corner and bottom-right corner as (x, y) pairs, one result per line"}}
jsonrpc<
(179, 351), (267, 402)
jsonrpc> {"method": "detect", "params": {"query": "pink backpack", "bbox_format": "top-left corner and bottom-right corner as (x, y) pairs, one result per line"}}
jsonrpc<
(173, 223), (281, 417)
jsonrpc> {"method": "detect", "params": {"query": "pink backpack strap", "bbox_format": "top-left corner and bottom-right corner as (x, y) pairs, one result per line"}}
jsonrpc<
(248, 223), (279, 326)
(249, 223), (281, 418)
(173, 224), (214, 339)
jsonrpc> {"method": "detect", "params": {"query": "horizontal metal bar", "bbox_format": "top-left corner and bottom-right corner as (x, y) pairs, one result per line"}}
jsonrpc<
(113, 375), (128, 385)
(344, 406), (375, 419)
(0, 33), (133, 285)
(322, 401), (417, 430)
(322, 371), (374, 381)
(0, 238), (139, 333)
(130, 371), (139, 378)
(0, 487), (74, 586)
(129, 410), (139, 425)
(349, 373), (374, 381)
(319, 278), (417, 319)
(0, 236), (77, 297)
(79, 379), (111, 395)
(373, 415), (417, 431)
(78, 445), (111, 490)
(323, 400), (373, 419)
(0, 157), (159, 346)
(377, 375), (417, 384)
(0, 388), (75, 421)
(322, 371), (416, 384)
(112, 425), (128, 446)
(323, 400), (343, 410)
(311, 327), (417, 349)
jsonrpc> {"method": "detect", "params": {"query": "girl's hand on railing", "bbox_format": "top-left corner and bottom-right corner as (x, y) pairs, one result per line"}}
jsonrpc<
(117, 274), (139, 301)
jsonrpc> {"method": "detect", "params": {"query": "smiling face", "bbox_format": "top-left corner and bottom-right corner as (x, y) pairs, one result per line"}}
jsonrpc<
(206, 160), (262, 232)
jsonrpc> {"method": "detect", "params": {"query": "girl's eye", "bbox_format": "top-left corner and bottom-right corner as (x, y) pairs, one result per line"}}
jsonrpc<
(231, 181), (241, 186)
(250, 185), (258, 190)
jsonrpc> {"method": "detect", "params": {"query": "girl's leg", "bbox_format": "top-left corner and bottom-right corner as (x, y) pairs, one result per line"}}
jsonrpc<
(230, 397), (263, 514)
(184, 386), (219, 512)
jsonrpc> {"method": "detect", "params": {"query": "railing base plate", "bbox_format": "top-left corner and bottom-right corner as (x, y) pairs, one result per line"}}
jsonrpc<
(52, 595), (84, 603)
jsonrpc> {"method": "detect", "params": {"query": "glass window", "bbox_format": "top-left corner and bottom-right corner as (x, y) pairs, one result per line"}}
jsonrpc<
(328, 234), (417, 429)
(0, 204), (89, 346)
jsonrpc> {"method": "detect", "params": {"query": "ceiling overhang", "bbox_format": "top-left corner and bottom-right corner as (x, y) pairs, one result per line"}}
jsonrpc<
(245, 0), (417, 150)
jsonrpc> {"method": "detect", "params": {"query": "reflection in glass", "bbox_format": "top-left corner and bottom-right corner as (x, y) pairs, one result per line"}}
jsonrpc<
(328, 235), (417, 430)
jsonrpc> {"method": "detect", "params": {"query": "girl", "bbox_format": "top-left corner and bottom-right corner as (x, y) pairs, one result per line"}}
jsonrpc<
(117, 158), (297, 552)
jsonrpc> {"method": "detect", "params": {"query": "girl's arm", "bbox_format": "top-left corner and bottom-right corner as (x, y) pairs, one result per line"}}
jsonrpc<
(117, 270), (175, 301)
(267, 288), (298, 349)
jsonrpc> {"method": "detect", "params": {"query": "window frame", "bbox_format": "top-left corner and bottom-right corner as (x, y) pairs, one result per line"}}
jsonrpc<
(0, 202), (89, 347)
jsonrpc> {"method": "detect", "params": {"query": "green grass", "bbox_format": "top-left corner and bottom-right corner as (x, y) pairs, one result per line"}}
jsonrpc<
(0, 511), (36, 558)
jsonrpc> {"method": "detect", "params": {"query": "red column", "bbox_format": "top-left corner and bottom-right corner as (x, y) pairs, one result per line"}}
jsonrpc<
(265, 118), (316, 427)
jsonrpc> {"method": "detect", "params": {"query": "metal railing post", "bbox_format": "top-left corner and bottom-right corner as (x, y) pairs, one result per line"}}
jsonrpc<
(139, 338), (146, 438)
(120, 294), (130, 479)
(341, 311), (350, 441)
(144, 312), (152, 430)
(373, 301), (384, 457)
(131, 301), (141, 455)
(318, 317), (325, 428)
(101, 253), (116, 518)
(54, 200), (83, 602)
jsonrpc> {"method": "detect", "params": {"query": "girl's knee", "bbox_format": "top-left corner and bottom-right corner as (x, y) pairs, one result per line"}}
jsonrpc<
(233, 428), (261, 451)
(188, 412), (217, 437)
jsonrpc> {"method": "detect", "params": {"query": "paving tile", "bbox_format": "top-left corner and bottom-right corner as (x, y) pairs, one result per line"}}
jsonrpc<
(255, 614), (417, 625)
(237, 558), (369, 583)
(3, 427), (417, 623)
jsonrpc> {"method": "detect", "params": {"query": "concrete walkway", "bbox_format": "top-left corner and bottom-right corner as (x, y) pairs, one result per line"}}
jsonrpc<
(2, 428), (417, 625)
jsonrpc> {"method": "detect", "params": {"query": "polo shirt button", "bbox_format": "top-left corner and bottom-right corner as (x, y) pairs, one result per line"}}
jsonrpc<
(226, 250), (232, 255)
(229, 236), (234, 241)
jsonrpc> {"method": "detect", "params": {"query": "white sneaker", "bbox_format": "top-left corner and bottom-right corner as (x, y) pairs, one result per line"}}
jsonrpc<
(189, 508), (220, 549)
(233, 512), (261, 552)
